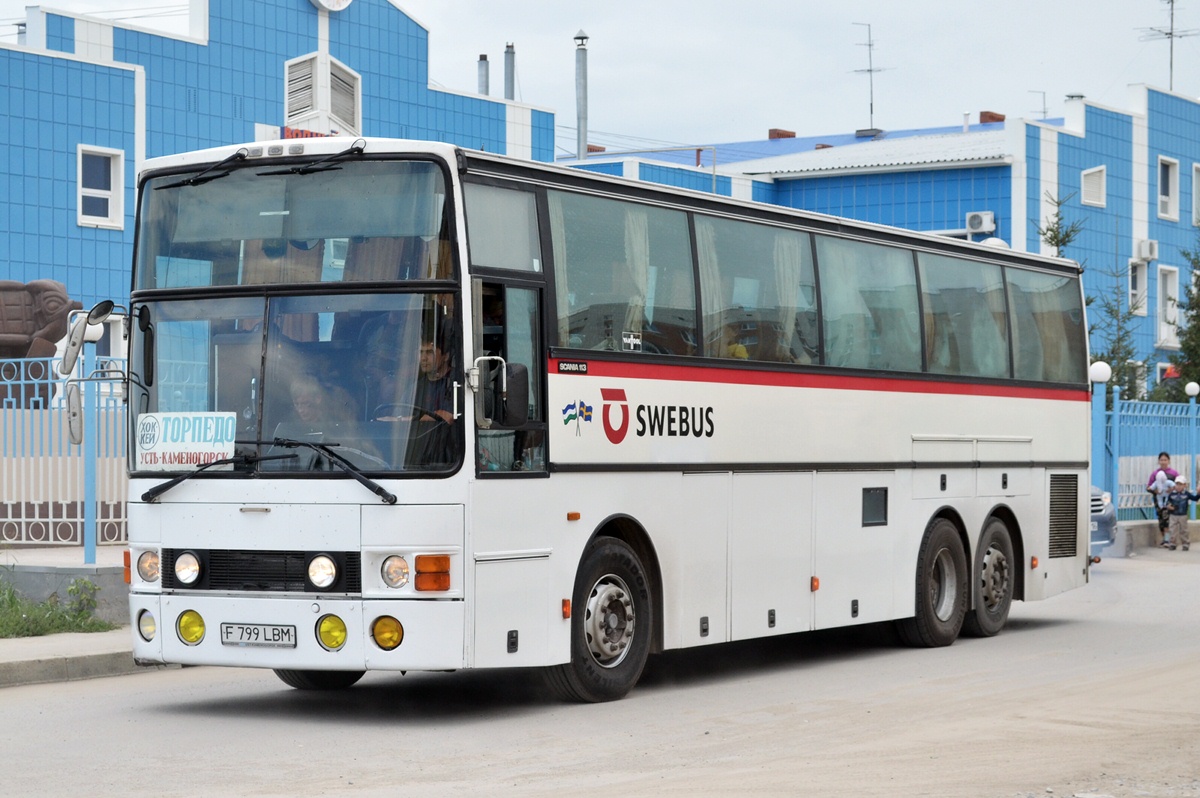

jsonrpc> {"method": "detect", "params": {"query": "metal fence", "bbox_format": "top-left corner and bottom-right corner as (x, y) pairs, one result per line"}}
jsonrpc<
(0, 354), (128, 556)
(1092, 383), (1200, 520)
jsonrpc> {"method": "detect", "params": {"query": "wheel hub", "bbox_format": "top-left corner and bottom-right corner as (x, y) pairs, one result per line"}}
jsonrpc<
(584, 575), (636, 668)
(979, 544), (1011, 611)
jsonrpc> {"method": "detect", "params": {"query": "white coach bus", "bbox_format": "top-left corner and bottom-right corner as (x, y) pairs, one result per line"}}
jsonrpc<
(89, 137), (1090, 702)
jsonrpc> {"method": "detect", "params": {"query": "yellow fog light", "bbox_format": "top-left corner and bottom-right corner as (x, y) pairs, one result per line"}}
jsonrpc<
(381, 556), (409, 588)
(137, 610), (157, 642)
(176, 610), (205, 645)
(371, 616), (404, 650)
(316, 614), (348, 651)
(137, 551), (160, 582)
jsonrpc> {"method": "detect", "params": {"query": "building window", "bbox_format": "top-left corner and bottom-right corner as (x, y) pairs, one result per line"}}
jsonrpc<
(285, 53), (360, 135)
(1081, 166), (1106, 208)
(1193, 164), (1200, 226)
(77, 145), (123, 229)
(1130, 260), (1148, 316)
(1158, 156), (1179, 220)
(1158, 265), (1180, 347)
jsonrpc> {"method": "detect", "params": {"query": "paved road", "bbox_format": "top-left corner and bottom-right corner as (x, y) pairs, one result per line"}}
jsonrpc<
(2, 550), (1198, 798)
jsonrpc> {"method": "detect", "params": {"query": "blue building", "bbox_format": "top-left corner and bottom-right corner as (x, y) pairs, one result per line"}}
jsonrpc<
(5, 1), (1197, 392)
(580, 90), (1200, 394)
(1, 0), (554, 310)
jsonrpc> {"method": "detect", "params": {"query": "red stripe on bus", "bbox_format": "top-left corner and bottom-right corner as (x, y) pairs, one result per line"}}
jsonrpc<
(549, 359), (1089, 402)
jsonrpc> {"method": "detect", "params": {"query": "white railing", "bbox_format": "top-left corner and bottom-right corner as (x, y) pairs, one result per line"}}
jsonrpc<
(0, 356), (128, 546)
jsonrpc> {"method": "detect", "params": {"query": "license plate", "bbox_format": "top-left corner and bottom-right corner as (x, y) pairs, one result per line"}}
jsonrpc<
(220, 623), (297, 648)
(1089, 521), (1098, 532)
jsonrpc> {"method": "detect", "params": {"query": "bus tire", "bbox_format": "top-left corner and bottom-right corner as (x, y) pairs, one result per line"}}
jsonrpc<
(273, 669), (365, 690)
(896, 518), (967, 648)
(546, 537), (653, 703)
(961, 518), (1014, 637)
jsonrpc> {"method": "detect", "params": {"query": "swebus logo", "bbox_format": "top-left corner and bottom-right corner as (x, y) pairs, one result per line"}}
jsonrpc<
(599, 388), (715, 445)
(600, 388), (630, 444)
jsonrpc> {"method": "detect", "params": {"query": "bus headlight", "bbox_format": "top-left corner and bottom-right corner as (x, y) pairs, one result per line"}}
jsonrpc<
(177, 610), (205, 645)
(137, 551), (160, 582)
(371, 616), (404, 650)
(174, 551), (201, 585)
(381, 556), (409, 588)
(137, 610), (157, 641)
(316, 614), (348, 651)
(307, 555), (338, 589)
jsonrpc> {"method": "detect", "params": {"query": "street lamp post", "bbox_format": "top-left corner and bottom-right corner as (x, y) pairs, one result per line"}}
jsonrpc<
(575, 30), (588, 160)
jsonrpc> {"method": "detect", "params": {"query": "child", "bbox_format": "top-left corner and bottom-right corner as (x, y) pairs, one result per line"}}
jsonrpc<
(1164, 476), (1197, 551)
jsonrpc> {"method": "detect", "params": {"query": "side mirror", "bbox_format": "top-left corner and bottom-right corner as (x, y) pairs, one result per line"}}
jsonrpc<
(498, 363), (529, 428)
(65, 382), (83, 445)
(59, 301), (116, 376)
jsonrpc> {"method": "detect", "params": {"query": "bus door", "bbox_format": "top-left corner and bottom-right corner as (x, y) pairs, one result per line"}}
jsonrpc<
(469, 277), (554, 667)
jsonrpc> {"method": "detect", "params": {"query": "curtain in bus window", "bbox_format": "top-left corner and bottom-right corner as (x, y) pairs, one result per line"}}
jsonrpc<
(773, 230), (817, 364)
(624, 207), (650, 339)
(917, 252), (1009, 379)
(815, 236), (921, 372)
(695, 219), (723, 357)
(548, 193), (571, 347)
(1006, 269), (1087, 383)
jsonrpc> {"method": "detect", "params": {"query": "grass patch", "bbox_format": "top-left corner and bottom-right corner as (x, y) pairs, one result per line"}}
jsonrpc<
(0, 579), (116, 638)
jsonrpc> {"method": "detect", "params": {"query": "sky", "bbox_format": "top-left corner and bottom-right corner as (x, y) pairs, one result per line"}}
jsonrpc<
(2, 0), (1198, 158)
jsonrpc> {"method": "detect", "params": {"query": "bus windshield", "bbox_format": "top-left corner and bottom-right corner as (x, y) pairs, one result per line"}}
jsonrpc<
(135, 159), (452, 290)
(129, 291), (461, 475)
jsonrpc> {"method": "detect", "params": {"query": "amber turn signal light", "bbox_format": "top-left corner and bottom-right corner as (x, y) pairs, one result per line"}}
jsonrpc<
(414, 555), (451, 591)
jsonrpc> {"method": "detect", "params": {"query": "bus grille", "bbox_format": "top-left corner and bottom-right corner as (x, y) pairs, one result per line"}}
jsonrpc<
(162, 549), (362, 593)
(1048, 474), (1079, 559)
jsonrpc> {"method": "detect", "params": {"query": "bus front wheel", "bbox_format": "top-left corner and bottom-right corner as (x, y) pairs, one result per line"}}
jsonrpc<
(274, 669), (365, 690)
(961, 518), (1014, 637)
(546, 537), (653, 703)
(896, 518), (967, 647)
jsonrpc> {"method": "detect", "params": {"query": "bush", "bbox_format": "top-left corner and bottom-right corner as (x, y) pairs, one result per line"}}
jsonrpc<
(0, 578), (116, 638)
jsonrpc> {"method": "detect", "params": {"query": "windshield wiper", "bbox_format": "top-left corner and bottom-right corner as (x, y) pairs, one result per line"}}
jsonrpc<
(155, 147), (249, 189)
(268, 437), (397, 505)
(141, 452), (296, 503)
(257, 138), (366, 176)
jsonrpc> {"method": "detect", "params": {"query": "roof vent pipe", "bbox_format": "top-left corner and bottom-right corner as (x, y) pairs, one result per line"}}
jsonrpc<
(963, 112), (970, 133)
(478, 54), (489, 96)
(504, 43), (515, 101)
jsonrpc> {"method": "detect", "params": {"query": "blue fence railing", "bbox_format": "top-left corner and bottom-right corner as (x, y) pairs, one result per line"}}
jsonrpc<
(1092, 383), (1200, 521)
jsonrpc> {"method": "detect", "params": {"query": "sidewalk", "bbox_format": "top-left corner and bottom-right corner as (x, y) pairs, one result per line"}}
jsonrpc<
(0, 545), (165, 688)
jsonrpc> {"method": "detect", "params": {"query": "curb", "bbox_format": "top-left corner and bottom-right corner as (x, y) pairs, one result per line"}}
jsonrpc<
(0, 627), (178, 689)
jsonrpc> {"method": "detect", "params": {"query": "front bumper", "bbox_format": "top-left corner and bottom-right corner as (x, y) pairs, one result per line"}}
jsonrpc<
(130, 593), (465, 672)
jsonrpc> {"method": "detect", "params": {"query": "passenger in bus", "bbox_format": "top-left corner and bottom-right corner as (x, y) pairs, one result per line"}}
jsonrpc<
(719, 321), (749, 359)
(290, 374), (357, 426)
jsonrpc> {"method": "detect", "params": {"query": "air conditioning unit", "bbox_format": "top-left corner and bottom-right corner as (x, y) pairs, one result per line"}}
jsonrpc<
(1136, 238), (1159, 262)
(965, 211), (995, 234)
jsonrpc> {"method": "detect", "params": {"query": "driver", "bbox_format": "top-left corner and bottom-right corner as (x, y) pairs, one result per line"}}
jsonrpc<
(415, 331), (453, 423)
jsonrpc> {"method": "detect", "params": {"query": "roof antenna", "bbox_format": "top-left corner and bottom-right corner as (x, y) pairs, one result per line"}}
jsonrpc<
(852, 22), (889, 130)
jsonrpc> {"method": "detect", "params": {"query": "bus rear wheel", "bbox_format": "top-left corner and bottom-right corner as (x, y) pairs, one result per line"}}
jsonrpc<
(274, 669), (365, 690)
(546, 537), (653, 703)
(961, 518), (1014, 637)
(896, 518), (967, 647)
